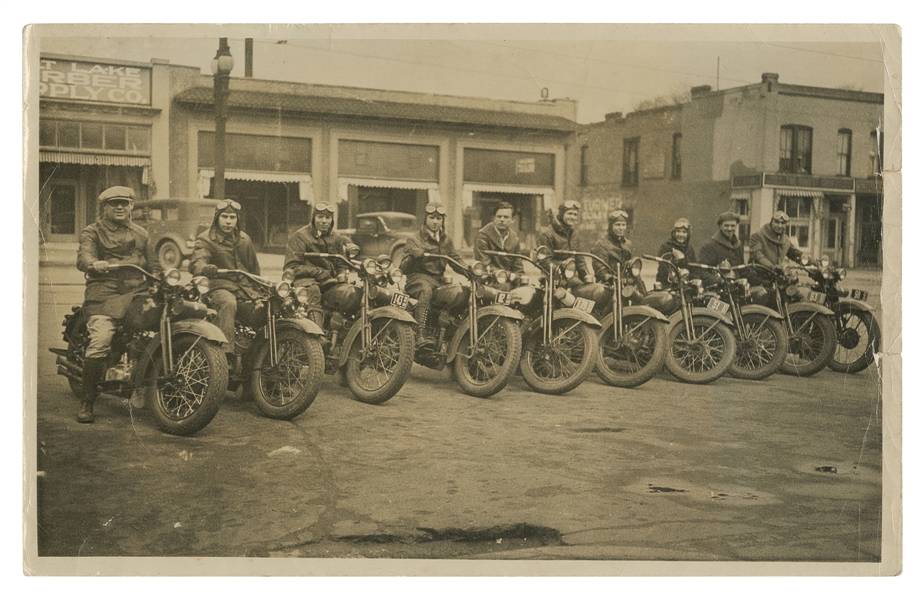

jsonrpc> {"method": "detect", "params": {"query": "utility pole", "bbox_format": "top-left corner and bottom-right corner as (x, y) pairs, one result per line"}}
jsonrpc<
(716, 56), (720, 91)
(245, 38), (253, 78)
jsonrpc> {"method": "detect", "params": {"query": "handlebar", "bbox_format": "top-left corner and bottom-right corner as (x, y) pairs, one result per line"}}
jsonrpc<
(216, 269), (276, 287)
(553, 250), (618, 278)
(101, 263), (159, 279)
(422, 253), (472, 278)
(481, 249), (542, 272)
(303, 252), (358, 270)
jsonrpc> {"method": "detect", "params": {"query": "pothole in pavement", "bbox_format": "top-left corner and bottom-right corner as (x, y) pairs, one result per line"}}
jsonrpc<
(573, 427), (626, 433)
(647, 484), (686, 493)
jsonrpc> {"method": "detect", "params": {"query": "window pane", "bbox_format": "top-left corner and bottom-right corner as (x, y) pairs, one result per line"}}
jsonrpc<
(150, 208), (162, 220)
(126, 127), (151, 153)
(81, 123), (103, 149)
(40, 120), (56, 146)
(166, 207), (179, 221)
(49, 186), (76, 234)
(58, 122), (79, 148)
(104, 124), (126, 150)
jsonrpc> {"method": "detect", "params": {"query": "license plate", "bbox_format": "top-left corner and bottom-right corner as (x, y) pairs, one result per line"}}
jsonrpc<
(850, 289), (869, 301)
(573, 297), (595, 313)
(707, 297), (730, 315)
(494, 292), (510, 305)
(391, 293), (409, 309)
(807, 290), (826, 304)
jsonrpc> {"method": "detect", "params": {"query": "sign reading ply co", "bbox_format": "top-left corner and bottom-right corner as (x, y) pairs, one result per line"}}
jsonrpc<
(39, 59), (151, 105)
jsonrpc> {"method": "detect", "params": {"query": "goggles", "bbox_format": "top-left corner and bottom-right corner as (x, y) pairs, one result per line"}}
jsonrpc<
(561, 200), (582, 211)
(215, 199), (242, 212)
(771, 211), (791, 223)
(672, 218), (692, 231)
(609, 209), (629, 221)
(425, 204), (447, 216)
(314, 203), (335, 213)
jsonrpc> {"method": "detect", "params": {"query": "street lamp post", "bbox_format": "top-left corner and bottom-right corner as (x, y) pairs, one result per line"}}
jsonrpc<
(211, 38), (234, 200)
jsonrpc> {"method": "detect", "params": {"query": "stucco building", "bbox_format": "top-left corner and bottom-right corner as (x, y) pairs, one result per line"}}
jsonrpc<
(576, 73), (885, 267)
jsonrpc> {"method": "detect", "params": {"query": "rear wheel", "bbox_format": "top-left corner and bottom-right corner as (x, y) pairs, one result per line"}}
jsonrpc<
(452, 316), (522, 398)
(829, 307), (880, 374)
(728, 312), (788, 380)
(345, 318), (415, 404)
(780, 311), (837, 377)
(251, 329), (324, 419)
(665, 316), (736, 384)
(595, 313), (667, 388)
(157, 240), (183, 270)
(148, 335), (228, 436)
(520, 318), (598, 395)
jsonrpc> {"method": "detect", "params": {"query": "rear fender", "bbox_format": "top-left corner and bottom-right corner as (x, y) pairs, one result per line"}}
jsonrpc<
(787, 301), (836, 317)
(667, 307), (734, 327)
(832, 298), (875, 313)
(337, 310), (417, 368)
(446, 306), (525, 362)
(739, 305), (785, 320)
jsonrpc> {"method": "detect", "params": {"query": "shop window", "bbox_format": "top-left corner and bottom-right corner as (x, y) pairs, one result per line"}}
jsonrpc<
(733, 198), (751, 241)
(869, 129), (884, 177)
(622, 137), (639, 187)
(82, 123), (103, 149)
(579, 145), (589, 186)
(779, 125), (813, 174)
(58, 122), (80, 148)
(671, 133), (682, 180)
(836, 129), (852, 176)
(105, 124), (127, 151)
(777, 196), (812, 248)
(39, 121), (56, 146)
(49, 185), (76, 235)
(127, 127), (151, 153)
(40, 120), (151, 154)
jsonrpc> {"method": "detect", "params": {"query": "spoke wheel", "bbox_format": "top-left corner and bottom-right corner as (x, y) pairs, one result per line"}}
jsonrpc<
(157, 240), (183, 269)
(452, 316), (522, 398)
(829, 307), (880, 374)
(728, 312), (788, 380)
(595, 313), (667, 388)
(520, 318), (598, 395)
(251, 329), (324, 419)
(665, 316), (736, 384)
(148, 335), (228, 436)
(345, 318), (415, 404)
(780, 311), (837, 377)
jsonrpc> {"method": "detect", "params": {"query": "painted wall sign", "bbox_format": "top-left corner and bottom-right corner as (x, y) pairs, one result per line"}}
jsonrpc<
(39, 59), (152, 105)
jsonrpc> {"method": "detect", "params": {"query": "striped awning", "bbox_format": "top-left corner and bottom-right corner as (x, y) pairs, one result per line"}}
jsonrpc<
(461, 183), (555, 210)
(39, 152), (151, 167)
(338, 177), (440, 205)
(774, 189), (825, 198)
(198, 169), (311, 184)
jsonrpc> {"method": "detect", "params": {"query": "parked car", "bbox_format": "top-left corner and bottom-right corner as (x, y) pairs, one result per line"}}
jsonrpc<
(131, 199), (217, 269)
(346, 212), (419, 264)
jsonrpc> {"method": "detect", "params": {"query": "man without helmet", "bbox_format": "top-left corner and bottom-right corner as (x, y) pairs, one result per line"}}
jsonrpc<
(473, 201), (526, 291)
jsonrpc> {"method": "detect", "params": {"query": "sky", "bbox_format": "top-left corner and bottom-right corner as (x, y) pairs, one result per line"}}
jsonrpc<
(35, 24), (887, 123)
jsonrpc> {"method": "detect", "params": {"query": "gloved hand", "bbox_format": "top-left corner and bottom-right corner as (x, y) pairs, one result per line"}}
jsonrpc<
(408, 246), (424, 259)
(91, 260), (110, 273)
(200, 264), (219, 278)
(672, 249), (685, 261)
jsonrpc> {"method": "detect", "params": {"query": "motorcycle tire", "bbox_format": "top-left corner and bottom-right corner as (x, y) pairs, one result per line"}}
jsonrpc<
(452, 315), (522, 398)
(829, 307), (880, 374)
(345, 318), (415, 405)
(251, 329), (324, 420)
(780, 311), (837, 377)
(728, 313), (788, 380)
(520, 318), (599, 395)
(665, 316), (736, 384)
(147, 335), (228, 436)
(594, 313), (667, 389)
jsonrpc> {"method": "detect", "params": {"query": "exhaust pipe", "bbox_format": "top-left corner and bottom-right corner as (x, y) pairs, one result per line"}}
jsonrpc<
(55, 355), (83, 376)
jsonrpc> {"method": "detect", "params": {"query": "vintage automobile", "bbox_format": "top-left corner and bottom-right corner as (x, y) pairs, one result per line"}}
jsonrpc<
(131, 199), (217, 270)
(346, 212), (418, 264)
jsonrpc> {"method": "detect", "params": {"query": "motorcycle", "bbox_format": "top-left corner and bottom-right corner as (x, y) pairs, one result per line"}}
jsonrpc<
(483, 246), (601, 395)
(689, 261), (789, 380)
(800, 255), (880, 374)
(746, 263), (837, 377)
(641, 254), (737, 384)
(303, 248), (416, 404)
(556, 250), (669, 388)
(216, 269), (325, 420)
(413, 253), (524, 398)
(49, 265), (229, 436)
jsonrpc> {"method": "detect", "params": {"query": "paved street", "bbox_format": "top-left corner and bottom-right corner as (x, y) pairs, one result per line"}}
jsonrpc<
(30, 264), (883, 566)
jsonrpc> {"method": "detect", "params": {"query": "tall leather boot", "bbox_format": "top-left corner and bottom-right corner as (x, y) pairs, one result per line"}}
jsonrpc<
(413, 305), (432, 349)
(77, 357), (106, 423)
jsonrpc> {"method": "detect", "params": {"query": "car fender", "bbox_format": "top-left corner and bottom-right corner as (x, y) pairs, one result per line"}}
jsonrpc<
(337, 308), (417, 368)
(832, 298), (875, 313)
(787, 301), (836, 317)
(667, 307), (734, 327)
(446, 305), (525, 362)
(739, 304), (785, 320)
(157, 233), (192, 254)
(135, 320), (227, 385)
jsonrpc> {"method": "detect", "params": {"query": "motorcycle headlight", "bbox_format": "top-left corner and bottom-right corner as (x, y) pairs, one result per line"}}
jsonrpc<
(495, 269), (508, 285)
(389, 268), (403, 284)
(275, 281), (291, 298)
(345, 244), (361, 259)
(471, 261), (485, 277)
(509, 272), (519, 283)
(823, 268), (833, 280)
(836, 268), (847, 281)
(164, 268), (181, 286)
(820, 255), (830, 268)
(534, 246), (551, 263)
(377, 255), (392, 270)
(562, 259), (576, 280)
(191, 275), (210, 295)
(629, 258), (642, 278)
(294, 286), (310, 304)
(362, 258), (378, 275)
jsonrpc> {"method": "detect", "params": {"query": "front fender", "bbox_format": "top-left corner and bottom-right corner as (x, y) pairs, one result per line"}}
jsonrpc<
(337, 310), (417, 368)
(134, 320), (227, 385)
(552, 308), (602, 328)
(621, 305), (671, 324)
(667, 307), (734, 327)
(446, 306), (525, 362)
(832, 298), (875, 313)
(787, 301), (836, 317)
(275, 317), (325, 337)
(739, 305), (785, 320)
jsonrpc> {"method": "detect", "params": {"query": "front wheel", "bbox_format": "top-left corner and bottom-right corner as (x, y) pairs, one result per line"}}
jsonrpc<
(780, 311), (837, 377)
(595, 313), (668, 388)
(452, 316), (522, 398)
(520, 318), (599, 395)
(251, 329), (324, 419)
(345, 318), (415, 404)
(829, 307), (880, 374)
(728, 313), (788, 380)
(665, 316), (736, 384)
(157, 240), (183, 270)
(147, 335), (228, 436)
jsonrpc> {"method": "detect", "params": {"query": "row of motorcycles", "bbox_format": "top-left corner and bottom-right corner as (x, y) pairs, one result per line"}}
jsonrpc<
(49, 244), (879, 437)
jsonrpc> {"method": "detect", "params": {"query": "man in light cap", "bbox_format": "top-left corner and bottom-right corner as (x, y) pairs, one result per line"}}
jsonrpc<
(655, 218), (696, 289)
(189, 199), (261, 349)
(283, 203), (352, 323)
(75, 186), (159, 423)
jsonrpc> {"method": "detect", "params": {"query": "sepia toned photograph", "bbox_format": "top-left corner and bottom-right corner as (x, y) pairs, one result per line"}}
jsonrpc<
(22, 22), (901, 577)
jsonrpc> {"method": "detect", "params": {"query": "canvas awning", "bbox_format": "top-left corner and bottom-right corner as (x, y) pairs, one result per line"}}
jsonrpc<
(40, 152), (151, 167)
(461, 183), (555, 210)
(338, 178), (441, 205)
(197, 169), (314, 202)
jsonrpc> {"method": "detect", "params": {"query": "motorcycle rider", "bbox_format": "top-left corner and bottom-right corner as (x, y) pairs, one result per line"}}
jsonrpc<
(75, 186), (159, 423)
(591, 209), (646, 304)
(283, 203), (353, 324)
(699, 211), (745, 287)
(748, 210), (804, 306)
(402, 203), (469, 348)
(474, 201), (526, 290)
(655, 218), (696, 289)
(188, 199), (261, 351)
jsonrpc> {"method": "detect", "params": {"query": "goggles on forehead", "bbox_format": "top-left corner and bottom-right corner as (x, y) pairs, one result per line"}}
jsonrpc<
(673, 218), (692, 231)
(314, 203), (335, 213)
(772, 211), (791, 223)
(216, 199), (242, 212)
(425, 205), (447, 216)
(561, 200), (582, 211)
(609, 210), (629, 220)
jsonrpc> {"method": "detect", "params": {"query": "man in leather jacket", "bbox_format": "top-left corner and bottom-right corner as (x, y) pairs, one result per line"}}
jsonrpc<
(75, 186), (159, 423)
(747, 210), (804, 306)
(699, 211), (745, 287)
(474, 202), (525, 290)
(188, 199), (261, 351)
(655, 218), (697, 289)
(591, 209), (646, 304)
